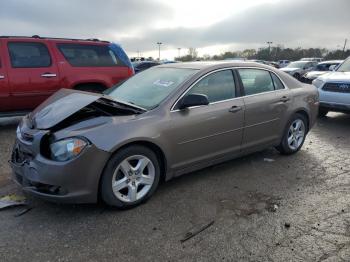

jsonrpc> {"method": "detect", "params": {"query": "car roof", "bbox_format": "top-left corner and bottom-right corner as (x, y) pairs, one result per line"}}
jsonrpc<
(156, 61), (274, 70)
(318, 60), (343, 64)
(0, 35), (110, 44)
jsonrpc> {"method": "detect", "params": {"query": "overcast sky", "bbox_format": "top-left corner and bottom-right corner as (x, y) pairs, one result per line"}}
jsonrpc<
(1, 0), (349, 59)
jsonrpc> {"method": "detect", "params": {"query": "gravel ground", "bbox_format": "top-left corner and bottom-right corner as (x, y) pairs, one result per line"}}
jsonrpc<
(0, 113), (349, 262)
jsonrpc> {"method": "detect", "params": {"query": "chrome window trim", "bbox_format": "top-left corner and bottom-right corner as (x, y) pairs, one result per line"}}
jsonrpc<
(170, 66), (289, 112)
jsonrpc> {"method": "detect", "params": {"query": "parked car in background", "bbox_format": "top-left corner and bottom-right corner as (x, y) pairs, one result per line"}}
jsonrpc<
(249, 60), (279, 68)
(280, 61), (317, 80)
(301, 57), (323, 63)
(132, 61), (160, 73)
(10, 61), (319, 208)
(301, 60), (343, 83)
(267, 61), (280, 69)
(278, 60), (290, 68)
(312, 57), (350, 116)
(0, 35), (133, 115)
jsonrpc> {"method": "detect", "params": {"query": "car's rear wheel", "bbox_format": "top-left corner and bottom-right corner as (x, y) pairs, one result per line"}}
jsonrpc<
(101, 145), (160, 208)
(276, 113), (307, 155)
(318, 108), (328, 117)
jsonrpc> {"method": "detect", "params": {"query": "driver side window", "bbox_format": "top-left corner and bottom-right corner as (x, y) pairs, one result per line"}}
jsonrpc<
(187, 70), (236, 103)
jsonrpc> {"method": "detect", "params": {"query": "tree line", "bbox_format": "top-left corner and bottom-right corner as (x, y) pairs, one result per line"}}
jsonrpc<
(175, 46), (350, 62)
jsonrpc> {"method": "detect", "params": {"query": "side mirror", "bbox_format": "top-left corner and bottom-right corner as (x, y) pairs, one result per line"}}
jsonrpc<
(328, 65), (336, 71)
(178, 94), (209, 110)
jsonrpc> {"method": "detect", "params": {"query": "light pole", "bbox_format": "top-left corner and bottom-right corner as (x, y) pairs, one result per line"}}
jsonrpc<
(343, 39), (348, 53)
(177, 47), (181, 59)
(157, 42), (162, 61)
(267, 41), (273, 59)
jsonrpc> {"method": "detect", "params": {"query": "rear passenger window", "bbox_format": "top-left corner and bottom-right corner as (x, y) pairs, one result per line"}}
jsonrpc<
(57, 44), (120, 67)
(8, 42), (51, 68)
(270, 73), (285, 90)
(187, 70), (235, 103)
(238, 69), (274, 95)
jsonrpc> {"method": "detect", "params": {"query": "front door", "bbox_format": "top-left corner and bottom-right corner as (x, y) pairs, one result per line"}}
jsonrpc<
(4, 40), (61, 111)
(167, 69), (244, 170)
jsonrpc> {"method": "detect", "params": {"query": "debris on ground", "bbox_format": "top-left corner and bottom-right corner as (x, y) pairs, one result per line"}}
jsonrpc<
(263, 158), (275, 162)
(181, 221), (214, 243)
(0, 194), (26, 210)
(284, 222), (291, 229)
(267, 204), (279, 212)
(14, 207), (33, 217)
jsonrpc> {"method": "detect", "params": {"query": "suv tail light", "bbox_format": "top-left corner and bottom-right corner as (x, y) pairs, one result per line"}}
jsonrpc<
(127, 67), (135, 77)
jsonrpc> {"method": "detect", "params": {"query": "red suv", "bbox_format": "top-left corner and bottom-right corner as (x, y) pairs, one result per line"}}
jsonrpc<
(0, 36), (134, 115)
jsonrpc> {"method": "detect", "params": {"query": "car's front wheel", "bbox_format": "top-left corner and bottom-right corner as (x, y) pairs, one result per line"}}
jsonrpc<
(101, 145), (160, 208)
(293, 73), (301, 80)
(276, 113), (307, 155)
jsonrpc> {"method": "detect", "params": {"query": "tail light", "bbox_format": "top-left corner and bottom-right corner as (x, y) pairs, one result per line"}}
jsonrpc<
(127, 67), (135, 77)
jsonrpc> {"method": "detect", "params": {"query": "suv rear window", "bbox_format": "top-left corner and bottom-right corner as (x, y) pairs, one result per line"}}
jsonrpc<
(57, 44), (121, 67)
(8, 42), (51, 68)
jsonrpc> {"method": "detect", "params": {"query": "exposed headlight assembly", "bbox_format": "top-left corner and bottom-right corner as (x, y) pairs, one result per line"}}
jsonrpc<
(312, 78), (325, 88)
(50, 137), (88, 162)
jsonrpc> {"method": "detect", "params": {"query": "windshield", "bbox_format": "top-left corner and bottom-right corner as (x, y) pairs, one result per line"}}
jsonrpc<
(337, 58), (350, 72)
(106, 67), (198, 110)
(286, 61), (308, 69)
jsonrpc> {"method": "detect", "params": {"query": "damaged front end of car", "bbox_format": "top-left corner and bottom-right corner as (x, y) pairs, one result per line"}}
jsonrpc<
(9, 89), (146, 203)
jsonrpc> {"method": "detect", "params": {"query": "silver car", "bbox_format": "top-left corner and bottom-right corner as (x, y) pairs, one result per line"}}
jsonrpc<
(10, 62), (319, 208)
(280, 61), (317, 80)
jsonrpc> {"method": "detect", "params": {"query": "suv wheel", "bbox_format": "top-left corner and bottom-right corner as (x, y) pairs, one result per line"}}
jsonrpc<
(101, 145), (160, 208)
(276, 113), (307, 155)
(74, 84), (106, 93)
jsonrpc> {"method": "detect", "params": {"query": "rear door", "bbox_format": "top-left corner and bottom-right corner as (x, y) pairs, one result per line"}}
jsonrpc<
(236, 68), (291, 151)
(0, 40), (10, 111)
(54, 43), (129, 87)
(4, 39), (61, 111)
(168, 69), (245, 170)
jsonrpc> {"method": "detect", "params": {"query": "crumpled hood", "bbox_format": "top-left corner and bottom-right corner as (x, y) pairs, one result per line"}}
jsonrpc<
(318, 71), (350, 83)
(31, 89), (101, 130)
(30, 89), (143, 130)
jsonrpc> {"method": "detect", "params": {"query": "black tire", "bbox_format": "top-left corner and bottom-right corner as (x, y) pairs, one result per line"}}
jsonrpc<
(74, 84), (106, 93)
(276, 113), (308, 155)
(293, 73), (301, 81)
(101, 145), (160, 209)
(318, 108), (328, 117)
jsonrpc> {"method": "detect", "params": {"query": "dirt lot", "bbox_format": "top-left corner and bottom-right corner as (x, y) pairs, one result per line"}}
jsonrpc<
(0, 113), (349, 262)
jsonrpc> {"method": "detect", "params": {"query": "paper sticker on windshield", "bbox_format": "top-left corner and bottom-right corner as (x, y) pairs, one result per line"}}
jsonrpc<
(153, 79), (174, 87)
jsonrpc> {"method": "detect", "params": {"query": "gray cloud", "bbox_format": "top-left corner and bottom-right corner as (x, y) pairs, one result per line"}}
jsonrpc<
(0, 0), (349, 54)
(120, 0), (350, 52)
(0, 0), (172, 38)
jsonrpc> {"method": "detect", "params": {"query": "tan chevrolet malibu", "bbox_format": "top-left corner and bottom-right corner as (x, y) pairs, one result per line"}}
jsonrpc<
(10, 62), (319, 208)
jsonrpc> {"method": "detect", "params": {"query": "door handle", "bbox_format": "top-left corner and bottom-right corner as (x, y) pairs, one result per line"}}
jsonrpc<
(280, 96), (290, 103)
(0, 75), (4, 79)
(41, 73), (57, 78)
(229, 105), (243, 113)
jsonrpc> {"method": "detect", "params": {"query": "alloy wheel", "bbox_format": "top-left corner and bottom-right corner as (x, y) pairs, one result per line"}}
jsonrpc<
(287, 119), (305, 151)
(111, 155), (155, 203)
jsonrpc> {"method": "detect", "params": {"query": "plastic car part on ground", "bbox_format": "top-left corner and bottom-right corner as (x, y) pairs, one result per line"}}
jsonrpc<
(0, 194), (26, 210)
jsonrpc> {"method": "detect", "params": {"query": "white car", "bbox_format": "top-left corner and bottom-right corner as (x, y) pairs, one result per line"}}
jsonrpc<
(302, 60), (343, 84)
(278, 60), (290, 68)
(312, 57), (350, 116)
(301, 57), (323, 63)
(280, 61), (317, 80)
